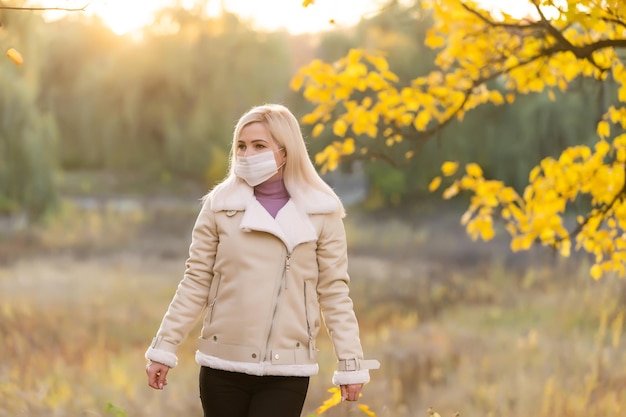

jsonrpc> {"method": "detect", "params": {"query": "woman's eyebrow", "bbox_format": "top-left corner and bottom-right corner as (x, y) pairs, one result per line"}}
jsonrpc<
(238, 139), (269, 143)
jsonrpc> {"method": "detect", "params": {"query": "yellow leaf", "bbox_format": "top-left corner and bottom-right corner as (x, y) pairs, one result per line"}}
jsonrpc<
(365, 54), (389, 72)
(559, 240), (571, 257)
(302, 112), (320, 125)
(441, 161), (459, 176)
(289, 74), (304, 91)
(597, 120), (610, 139)
(480, 222), (495, 241)
(489, 90), (504, 105)
(429, 176), (442, 192)
(511, 234), (534, 251)
(302, 0), (314, 7)
(358, 404), (377, 417)
(590, 264), (603, 280)
(461, 176), (476, 188)
(6, 48), (23, 66)
(619, 86), (626, 102)
(342, 138), (355, 155)
(443, 182), (460, 199)
(595, 140), (610, 156)
(466, 163), (483, 178)
(414, 111), (431, 130)
(461, 209), (474, 225)
(529, 166), (541, 182)
(498, 187), (517, 204)
(312, 123), (324, 138)
(315, 387), (342, 414)
(333, 119), (348, 137)
(383, 70), (399, 83)
(424, 30), (445, 48)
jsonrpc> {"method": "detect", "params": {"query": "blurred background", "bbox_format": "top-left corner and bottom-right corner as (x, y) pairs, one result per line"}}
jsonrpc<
(1, 1), (625, 416)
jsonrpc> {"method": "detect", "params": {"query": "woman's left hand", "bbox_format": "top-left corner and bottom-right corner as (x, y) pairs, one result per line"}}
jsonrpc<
(340, 383), (363, 401)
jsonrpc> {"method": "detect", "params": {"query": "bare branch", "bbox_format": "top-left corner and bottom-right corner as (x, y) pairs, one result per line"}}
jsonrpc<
(0, 1), (94, 12)
(460, 2), (543, 30)
(349, 151), (400, 168)
(600, 15), (626, 31)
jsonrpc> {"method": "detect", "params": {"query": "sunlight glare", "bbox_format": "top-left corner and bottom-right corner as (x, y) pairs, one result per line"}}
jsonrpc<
(88, 0), (193, 35)
(211, 0), (384, 34)
(40, 0), (559, 36)
(40, 0), (385, 35)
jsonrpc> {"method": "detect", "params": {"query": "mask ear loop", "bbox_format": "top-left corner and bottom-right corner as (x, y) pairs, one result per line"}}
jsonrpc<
(277, 147), (286, 170)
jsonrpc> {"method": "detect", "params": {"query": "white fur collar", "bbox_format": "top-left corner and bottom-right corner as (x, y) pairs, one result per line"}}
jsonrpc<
(207, 178), (338, 252)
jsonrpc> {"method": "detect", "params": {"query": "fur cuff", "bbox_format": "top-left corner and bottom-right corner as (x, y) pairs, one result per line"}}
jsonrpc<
(145, 347), (178, 368)
(332, 369), (370, 385)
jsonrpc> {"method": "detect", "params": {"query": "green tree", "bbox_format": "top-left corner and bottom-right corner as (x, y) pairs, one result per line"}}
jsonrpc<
(41, 8), (292, 185)
(0, 7), (57, 217)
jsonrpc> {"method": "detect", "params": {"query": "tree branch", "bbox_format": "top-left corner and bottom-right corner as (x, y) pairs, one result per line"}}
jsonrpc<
(350, 151), (400, 168)
(559, 164), (626, 244)
(460, 1), (543, 30)
(462, 1), (621, 70)
(0, 1), (94, 12)
(397, 45), (553, 152)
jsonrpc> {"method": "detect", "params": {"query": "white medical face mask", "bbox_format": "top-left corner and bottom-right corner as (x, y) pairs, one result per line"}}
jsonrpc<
(234, 149), (285, 187)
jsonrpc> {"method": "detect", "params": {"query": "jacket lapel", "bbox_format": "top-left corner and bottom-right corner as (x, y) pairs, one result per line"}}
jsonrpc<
(275, 201), (318, 251)
(239, 199), (317, 253)
(209, 178), (337, 252)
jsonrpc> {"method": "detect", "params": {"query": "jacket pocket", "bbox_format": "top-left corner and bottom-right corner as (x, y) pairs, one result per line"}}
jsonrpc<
(207, 273), (222, 324)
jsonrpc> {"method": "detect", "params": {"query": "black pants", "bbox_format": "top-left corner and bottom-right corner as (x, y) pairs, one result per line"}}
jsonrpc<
(199, 367), (310, 417)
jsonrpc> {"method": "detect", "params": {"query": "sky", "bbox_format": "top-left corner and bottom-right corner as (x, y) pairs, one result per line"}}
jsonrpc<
(41, 0), (389, 35)
(40, 0), (537, 36)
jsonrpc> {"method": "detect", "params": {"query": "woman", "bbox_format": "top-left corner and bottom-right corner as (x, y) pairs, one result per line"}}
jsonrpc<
(145, 104), (379, 417)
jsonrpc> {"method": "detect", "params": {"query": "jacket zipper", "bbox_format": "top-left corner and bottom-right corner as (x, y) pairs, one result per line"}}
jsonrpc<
(208, 274), (222, 324)
(303, 282), (315, 358)
(262, 250), (291, 362)
(284, 253), (291, 289)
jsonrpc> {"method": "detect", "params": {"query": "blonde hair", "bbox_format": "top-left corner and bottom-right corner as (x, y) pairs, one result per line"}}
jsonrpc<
(211, 104), (345, 216)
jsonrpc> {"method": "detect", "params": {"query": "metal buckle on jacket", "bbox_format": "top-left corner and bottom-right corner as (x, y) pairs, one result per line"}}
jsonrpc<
(341, 358), (358, 371)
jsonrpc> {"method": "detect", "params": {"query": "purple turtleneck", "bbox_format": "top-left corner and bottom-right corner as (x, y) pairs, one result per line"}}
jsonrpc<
(254, 178), (290, 218)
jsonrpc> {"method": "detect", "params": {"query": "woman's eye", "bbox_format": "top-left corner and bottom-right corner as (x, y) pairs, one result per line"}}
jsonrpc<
(255, 144), (266, 149)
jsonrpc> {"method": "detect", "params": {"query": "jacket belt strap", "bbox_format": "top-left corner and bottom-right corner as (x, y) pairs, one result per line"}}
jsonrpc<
(337, 358), (381, 371)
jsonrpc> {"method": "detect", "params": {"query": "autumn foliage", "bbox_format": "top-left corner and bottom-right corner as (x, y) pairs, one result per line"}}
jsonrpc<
(292, 0), (626, 279)
(5, 47), (23, 66)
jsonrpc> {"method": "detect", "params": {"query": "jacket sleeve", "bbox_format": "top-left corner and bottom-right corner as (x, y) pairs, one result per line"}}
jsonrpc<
(145, 198), (219, 368)
(316, 211), (379, 385)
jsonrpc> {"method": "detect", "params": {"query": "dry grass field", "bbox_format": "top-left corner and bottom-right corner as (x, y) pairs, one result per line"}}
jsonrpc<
(1, 197), (625, 417)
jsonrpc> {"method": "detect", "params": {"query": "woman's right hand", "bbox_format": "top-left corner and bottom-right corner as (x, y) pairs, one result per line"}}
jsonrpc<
(146, 361), (170, 390)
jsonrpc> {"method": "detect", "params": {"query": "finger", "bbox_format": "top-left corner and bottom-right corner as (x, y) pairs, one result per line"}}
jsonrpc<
(157, 367), (169, 390)
(347, 385), (362, 401)
(147, 370), (160, 390)
(340, 385), (348, 401)
(147, 363), (168, 390)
